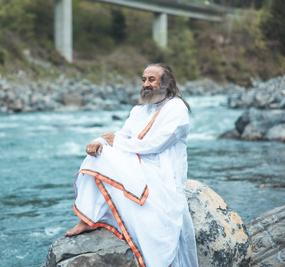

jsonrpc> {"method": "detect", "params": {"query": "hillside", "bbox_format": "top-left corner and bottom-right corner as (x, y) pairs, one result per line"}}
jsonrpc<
(0, 0), (284, 86)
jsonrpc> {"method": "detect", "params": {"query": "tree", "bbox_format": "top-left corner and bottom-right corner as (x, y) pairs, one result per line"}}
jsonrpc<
(262, 0), (285, 52)
(111, 9), (126, 43)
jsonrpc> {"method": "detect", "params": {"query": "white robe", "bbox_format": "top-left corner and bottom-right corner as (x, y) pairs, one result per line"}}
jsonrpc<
(73, 96), (199, 267)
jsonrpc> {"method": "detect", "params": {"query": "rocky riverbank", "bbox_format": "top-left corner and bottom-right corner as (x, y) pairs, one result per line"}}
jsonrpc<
(221, 75), (285, 142)
(0, 76), (242, 114)
(0, 76), (137, 113)
(220, 108), (285, 142)
(228, 76), (285, 109)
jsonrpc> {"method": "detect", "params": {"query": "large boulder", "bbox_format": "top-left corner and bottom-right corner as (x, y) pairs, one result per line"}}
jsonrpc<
(185, 180), (251, 267)
(220, 108), (285, 142)
(44, 180), (251, 267)
(248, 205), (285, 267)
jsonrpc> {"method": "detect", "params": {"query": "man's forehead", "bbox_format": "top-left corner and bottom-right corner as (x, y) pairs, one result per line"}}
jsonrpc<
(142, 66), (164, 77)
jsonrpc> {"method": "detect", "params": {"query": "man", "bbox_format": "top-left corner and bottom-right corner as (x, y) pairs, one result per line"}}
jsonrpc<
(65, 63), (199, 267)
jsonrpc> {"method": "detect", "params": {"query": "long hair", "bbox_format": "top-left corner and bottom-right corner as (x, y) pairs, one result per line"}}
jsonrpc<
(146, 63), (191, 111)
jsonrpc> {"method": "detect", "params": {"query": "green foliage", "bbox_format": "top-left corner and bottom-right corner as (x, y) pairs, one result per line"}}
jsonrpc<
(0, 0), (35, 39)
(0, 0), (53, 41)
(166, 29), (200, 81)
(0, 0), (284, 84)
(261, 0), (285, 52)
(111, 9), (126, 43)
(73, 1), (115, 56)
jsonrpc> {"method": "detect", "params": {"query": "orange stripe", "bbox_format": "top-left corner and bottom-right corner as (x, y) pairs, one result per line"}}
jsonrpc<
(73, 204), (124, 240)
(137, 109), (161, 140)
(80, 169), (149, 206)
(94, 175), (146, 267)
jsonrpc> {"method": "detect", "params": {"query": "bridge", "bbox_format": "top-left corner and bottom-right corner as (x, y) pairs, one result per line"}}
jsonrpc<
(54, 0), (230, 62)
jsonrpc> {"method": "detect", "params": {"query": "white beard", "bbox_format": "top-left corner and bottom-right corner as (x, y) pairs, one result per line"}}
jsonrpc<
(139, 88), (167, 105)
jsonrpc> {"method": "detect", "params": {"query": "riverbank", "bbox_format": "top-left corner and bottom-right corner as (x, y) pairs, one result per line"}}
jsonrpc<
(0, 75), (242, 113)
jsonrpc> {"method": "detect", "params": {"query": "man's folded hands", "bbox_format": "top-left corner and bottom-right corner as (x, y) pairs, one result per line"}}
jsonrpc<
(86, 142), (103, 156)
(101, 132), (115, 146)
(85, 132), (115, 156)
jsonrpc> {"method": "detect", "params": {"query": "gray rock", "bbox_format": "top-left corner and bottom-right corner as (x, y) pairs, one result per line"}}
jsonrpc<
(266, 124), (285, 142)
(44, 180), (251, 267)
(220, 108), (285, 142)
(185, 180), (251, 267)
(45, 228), (137, 267)
(61, 93), (83, 107)
(219, 129), (240, 139)
(182, 79), (232, 96)
(248, 205), (285, 267)
(228, 76), (285, 110)
(235, 111), (250, 134)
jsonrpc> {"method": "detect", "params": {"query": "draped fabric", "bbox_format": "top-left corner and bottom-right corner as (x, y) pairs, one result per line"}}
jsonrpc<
(73, 97), (199, 267)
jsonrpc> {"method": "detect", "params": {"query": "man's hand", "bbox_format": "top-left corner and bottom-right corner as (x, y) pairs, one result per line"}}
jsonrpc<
(101, 132), (115, 146)
(86, 142), (103, 156)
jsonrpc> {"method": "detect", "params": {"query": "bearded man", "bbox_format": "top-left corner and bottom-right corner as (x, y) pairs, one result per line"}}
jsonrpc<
(65, 63), (199, 267)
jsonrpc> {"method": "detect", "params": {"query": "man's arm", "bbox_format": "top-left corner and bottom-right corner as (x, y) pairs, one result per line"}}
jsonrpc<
(113, 99), (190, 155)
(88, 106), (138, 150)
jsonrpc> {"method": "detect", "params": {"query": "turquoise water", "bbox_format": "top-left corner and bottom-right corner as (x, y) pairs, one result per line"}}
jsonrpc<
(0, 95), (284, 267)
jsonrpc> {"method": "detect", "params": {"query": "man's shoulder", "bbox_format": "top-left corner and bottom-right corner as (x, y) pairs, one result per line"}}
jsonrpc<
(130, 104), (144, 113)
(128, 104), (144, 117)
(164, 97), (189, 113)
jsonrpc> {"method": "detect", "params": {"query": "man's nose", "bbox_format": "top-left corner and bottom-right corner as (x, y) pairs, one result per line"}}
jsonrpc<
(143, 79), (150, 87)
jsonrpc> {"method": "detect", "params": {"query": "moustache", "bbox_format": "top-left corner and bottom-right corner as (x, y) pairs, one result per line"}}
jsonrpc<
(140, 87), (154, 97)
(139, 86), (167, 104)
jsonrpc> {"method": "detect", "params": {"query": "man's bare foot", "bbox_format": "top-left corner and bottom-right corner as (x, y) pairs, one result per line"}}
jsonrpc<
(65, 220), (94, 237)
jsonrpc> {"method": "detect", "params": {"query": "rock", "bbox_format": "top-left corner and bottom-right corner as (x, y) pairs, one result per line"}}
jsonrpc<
(228, 76), (285, 110)
(61, 93), (83, 107)
(266, 124), (285, 142)
(185, 180), (251, 267)
(182, 79), (231, 96)
(241, 124), (264, 141)
(45, 228), (137, 267)
(219, 129), (240, 139)
(8, 98), (23, 112)
(235, 111), (250, 134)
(44, 180), (251, 267)
(247, 205), (285, 267)
(220, 108), (285, 142)
(112, 114), (122, 121)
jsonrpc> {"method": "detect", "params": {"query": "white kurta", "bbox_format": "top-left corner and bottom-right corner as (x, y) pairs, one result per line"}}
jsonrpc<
(73, 96), (199, 267)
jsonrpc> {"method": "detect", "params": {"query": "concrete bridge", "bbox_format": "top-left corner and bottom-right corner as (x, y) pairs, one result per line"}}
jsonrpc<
(54, 0), (229, 62)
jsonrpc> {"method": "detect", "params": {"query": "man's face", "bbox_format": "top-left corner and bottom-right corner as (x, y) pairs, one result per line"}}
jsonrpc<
(142, 66), (163, 91)
(140, 66), (167, 104)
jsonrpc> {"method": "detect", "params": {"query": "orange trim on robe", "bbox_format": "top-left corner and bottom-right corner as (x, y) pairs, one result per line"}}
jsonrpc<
(73, 107), (164, 267)
(80, 169), (149, 206)
(73, 203), (124, 240)
(95, 175), (146, 267)
(137, 109), (160, 140)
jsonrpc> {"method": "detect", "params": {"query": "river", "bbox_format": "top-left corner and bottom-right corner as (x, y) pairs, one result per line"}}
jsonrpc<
(0, 95), (284, 267)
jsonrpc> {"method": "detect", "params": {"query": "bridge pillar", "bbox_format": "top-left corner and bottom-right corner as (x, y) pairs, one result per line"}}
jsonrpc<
(54, 0), (73, 62)
(152, 13), (167, 48)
